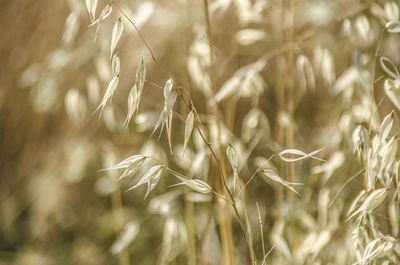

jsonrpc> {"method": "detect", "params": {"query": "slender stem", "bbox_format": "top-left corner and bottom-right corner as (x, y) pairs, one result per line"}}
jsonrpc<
(286, 0), (295, 203)
(368, 29), (384, 135)
(179, 71), (258, 265)
(193, 113), (255, 264)
(185, 192), (197, 265)
(113, 1), (255, 261)
(275, 57), (286, 207)
(329, 168), (365, 208)
(203, 0), (214, 81)
(256, 202), (266, 259)
(202, 2), (238, 263)
(201, 0), (228, 211)
(285, 0), (297, 260)
(162, 166), (230, 203)
(236, 155), (277, 198)
(111, 181), (130, 265)
(261, 245), (275, 265)
(112, 1), (158, 64)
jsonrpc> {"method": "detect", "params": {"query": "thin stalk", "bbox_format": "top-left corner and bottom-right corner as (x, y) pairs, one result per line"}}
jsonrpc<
(185, 192), (197, 265)
(112, 0), (158, 64)
(190, 112), (255, 261)
(179, 85), (257, 264)
(329, 168), (365, 208)
(286, 0), (296, 259)
(202, 1), (237, 264)
(368, 29), (384, 135)
(261, 245), (275, 265)
(286, 0), (295, 189)
(162, 165), (230, 203)
(119, 1), (256, 260)
(256, 202), (266, 259)
(275, 56), (286, 208)
(226, 97), (238, 133)
(236, 154), (277, 198)
(111, 181), (130, 265)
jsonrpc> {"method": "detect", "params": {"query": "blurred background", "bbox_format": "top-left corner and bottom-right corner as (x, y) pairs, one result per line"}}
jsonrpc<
(0, 1), (157, 264)
(1, 0), (400, 264)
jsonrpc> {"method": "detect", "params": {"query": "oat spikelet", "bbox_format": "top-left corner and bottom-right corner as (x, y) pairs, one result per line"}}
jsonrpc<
(101, 154), (147, 180)
(135, 59), (146, 112)
(126, 165), (164, 199)
(226, 144), (239, 193)
(125, 84), (138, 127)
(278, 148), (325, 162)
(110, 17), (124, 59)
(85, 0), (98, 23)
(297, 55), (315, 92)
(124, 59), (146, 127)
(347, 188), (388, 221)
(111, 54), (120, 76)
(183, 109), (194, 153)
(111, 222), (139, 255)
(260, 169), (303, 196)
(169, 171), (212, 193)
(380, 56), (399, 79)
(89, 3), (112, 26)
(384, 79), (400, 111)
(378, 111), (394, 144)
(89, 3), (112, 42)
(65, 88), (87, 125)
(94, 75), (119, 117)
(152, 78), (177, 143)
(386, 21), (400, 33)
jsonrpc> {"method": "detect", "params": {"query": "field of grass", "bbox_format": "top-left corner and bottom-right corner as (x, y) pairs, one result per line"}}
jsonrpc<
(1, 0), (400, 264)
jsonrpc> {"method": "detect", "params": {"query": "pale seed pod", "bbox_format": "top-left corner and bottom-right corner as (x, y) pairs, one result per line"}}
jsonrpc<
(386, 21), (400, 33)
(152, 78), (177, 138)
(384, 1), (399, 22)
(65, 88), (87, 125)
(380, 56), (399, 79)
(169, 171), (212, 194)
(90, 3), (112, 26)
(384, 79), (400, 111)
(379, 111), (394, 144)
(183, 110), (194, 152)
(352, 125), (369, 160)
(86, 74), (100, 105)
(124, 59), (146, 127)
(226, 144), (239, 192)
(85, 0), (98, 22)
(110, 17), (124, 59)
(111, 54), (120, 76)
(124, 84), (138, 127)
(107, 155), (147, 170)
(62, 11), (80, 46)
(297, 54), (315, 92)
(347, 190), (366, 217)
(126, 165), (164, 199)
(111, 221), (139, 255)
(261, 169), (302, 196)
(278, 148), (325, 162)
(354, 16), (372, 44)
(347, 188), (388, 221)
(135, 59), (146, 113)
(314, 47), (336, 85)
(95, 75), (119, 116)
(235, 28), (266, 45)
(226, 144), (238, 171)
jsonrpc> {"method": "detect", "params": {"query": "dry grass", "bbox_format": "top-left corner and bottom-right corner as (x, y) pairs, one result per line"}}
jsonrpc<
(1, 0), (400, 264)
